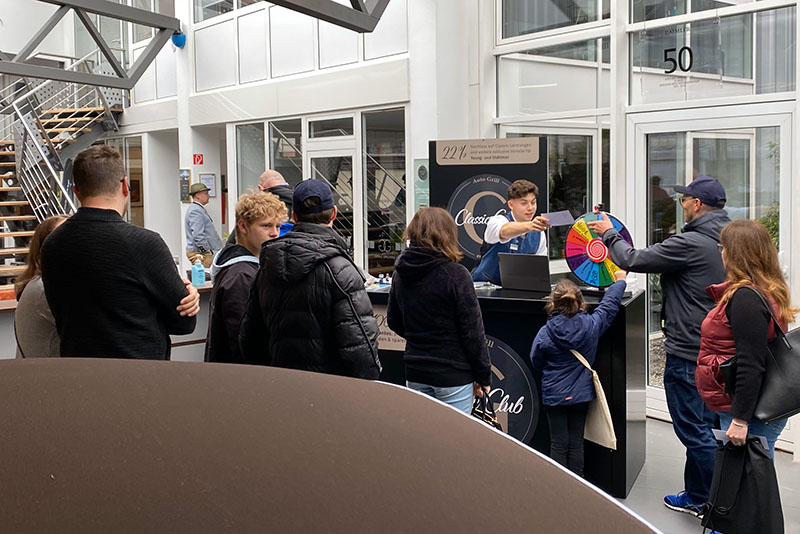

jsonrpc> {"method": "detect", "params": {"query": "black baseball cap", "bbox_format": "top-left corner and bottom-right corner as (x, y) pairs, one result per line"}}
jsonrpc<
(673, 176), (726, 208)
(293, 179), (335, 214)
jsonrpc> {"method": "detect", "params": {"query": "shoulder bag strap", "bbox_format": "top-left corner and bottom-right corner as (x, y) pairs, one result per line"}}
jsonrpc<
(570, 349), (592, 370)
(740, 286), (790, 348)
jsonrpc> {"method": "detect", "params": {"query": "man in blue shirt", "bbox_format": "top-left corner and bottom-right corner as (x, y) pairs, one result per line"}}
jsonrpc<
(472, 179), (550, 284)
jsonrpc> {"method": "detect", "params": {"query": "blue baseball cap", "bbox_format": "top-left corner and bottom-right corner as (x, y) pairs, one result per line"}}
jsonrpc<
(293, 179), (335, 214)
(673, 176), (726, 208)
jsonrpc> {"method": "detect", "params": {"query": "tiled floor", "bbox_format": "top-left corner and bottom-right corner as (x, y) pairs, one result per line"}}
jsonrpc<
(621, 419), (800, 534)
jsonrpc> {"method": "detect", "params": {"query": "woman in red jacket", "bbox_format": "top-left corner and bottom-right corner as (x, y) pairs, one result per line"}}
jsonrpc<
(695, 219), (797, 458)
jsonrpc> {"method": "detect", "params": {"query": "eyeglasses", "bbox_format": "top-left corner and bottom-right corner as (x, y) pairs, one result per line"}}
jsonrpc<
(680, 196), (696, 205)
(717, 243), (724, 252)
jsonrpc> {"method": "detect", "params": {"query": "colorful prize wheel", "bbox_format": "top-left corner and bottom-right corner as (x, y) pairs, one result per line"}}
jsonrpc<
(565, 212), (633, 288)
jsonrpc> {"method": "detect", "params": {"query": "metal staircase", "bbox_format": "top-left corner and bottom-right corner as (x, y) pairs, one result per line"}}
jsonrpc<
(0, 52), (124, 287)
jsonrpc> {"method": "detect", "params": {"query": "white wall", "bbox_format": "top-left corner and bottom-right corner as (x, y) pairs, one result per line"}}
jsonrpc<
(0, 0), (74, 58)
(143, 131), (182, 258)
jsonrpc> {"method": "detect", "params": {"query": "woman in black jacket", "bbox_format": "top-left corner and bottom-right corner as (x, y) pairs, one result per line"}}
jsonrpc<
(387, 207), (491, 413)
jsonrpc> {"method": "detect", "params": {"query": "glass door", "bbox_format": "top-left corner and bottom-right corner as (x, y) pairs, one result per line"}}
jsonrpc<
(305, 149), (362, 266)
(629, 105), (792, 400)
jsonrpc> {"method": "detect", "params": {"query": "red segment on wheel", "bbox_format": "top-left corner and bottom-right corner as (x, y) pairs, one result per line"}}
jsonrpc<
(586, 238), (609, 263)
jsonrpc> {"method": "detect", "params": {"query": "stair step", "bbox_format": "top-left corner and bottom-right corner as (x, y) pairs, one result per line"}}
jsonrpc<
(0, 140), (13, 146)
(43, 128), (82, 133)
(0, 162), (16, 167)
(0, 247), (29, 255)
(0, 187), (22, 192)
(0, 151), (14, 156)
(0, 201), (29, 207)
(0, 265), (25, 276)
(43, 107), (122, 115)
(0, 215), (36, 221)
(0, 231), (34, 238)
(39, 117), (99, 124)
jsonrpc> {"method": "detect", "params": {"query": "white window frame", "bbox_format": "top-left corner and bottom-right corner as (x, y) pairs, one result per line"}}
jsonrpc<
(627, 103), (794, 424)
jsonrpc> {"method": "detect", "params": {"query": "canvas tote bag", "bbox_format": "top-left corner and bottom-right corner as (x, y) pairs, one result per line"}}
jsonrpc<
(570, 349), (617, 450)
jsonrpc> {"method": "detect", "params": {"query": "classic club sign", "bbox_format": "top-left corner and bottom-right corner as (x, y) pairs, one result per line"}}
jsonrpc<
(429, 138), (548, 271)
(372, 306), (539, 444)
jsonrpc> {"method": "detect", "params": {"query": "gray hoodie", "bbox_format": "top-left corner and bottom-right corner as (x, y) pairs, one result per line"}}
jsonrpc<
(602, 209), (730, 361)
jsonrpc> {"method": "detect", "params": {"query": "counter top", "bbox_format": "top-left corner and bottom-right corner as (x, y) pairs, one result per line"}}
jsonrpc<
(0, 281), (214, 313)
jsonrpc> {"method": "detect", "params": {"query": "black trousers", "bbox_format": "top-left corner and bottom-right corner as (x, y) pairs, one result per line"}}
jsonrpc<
(546, 402), (590, 477)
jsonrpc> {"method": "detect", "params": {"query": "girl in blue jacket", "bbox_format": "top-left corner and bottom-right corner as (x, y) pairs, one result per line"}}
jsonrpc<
(530, 273), (626, 476)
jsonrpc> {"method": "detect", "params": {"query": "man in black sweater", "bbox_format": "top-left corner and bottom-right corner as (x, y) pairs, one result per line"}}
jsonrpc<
(41, 146), (199, 359)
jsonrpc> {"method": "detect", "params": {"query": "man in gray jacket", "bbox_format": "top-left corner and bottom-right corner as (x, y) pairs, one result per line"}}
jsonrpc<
(185, 182), (223, 268)
(588, 176), (730, 518)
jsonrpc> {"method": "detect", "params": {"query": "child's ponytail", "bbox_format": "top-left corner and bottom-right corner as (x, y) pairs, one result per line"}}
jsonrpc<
(544, 279), (587, 318)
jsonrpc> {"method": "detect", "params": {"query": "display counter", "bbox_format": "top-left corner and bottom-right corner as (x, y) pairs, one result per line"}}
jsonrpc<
(369, 286), (646, 498)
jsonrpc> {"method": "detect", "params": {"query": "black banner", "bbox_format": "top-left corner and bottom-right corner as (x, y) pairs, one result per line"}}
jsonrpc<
(429, 138), (548, 270)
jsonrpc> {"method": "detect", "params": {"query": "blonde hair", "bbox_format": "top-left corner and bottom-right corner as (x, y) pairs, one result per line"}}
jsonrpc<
(719, 219), (798, 324)
(235, 191), (287, 227)
(544, 279), (587, 318)
(14, 215), (68, 299)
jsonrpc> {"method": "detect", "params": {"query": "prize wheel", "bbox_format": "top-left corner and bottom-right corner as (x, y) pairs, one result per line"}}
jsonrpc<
(565, 212), (633, 288)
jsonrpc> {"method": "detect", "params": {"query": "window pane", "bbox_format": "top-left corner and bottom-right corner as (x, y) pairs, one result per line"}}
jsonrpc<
(269, 119), (303, 187)
(503, 0), (599, 39)
(309, 117), (354, 138)
(126, 137), (144, 227)
(156, 0), (175, 16)
(132, 0), (153, 42)
(363, 108), (406, 276)
(631, 0), (686, 23)
(631, 7), (795, 105)
(195, 0), (233, 22)
(238, 0), (259, 6)
(236, 123), (265, 194)
(498, 38), (609, 116)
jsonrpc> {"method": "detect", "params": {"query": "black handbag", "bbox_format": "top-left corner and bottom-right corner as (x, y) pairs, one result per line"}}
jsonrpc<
(719, 287), (800, 423)
(471, 393), (502, 431)
(702, 438), (784, 534)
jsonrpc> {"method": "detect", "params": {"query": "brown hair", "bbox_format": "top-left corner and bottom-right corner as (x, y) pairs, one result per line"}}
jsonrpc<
(404, 207), (463, 263)
(14, 215), (68, 299)
(719, 219), (798, 324)
(507, 180), (539, 201)
(73, 145), (126, 197)
(294, 196), (335, 225)
(544, 279), (587, 318)
(236, 190), (287, 226)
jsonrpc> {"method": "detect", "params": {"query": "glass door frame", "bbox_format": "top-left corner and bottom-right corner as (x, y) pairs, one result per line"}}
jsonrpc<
(626, 101), (795, 418)
(303, 145), (365, 268)
(498, 121), (604, 273)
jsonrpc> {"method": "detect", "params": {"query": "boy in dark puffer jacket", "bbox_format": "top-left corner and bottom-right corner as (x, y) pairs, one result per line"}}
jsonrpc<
(239, 180), (381, 379)
(530, 274), (626, 476)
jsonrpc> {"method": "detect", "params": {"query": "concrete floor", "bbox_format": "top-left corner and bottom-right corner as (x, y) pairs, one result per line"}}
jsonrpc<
(621, 419), (800, 534)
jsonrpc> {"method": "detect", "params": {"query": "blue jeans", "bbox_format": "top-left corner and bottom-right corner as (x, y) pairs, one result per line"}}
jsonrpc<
(663, 355), (718, 503)
(407, 381), (473, 414)
(718, 412), (787, 460)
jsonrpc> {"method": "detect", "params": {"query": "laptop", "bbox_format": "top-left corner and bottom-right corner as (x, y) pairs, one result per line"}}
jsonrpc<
(498, 253), (551, 293)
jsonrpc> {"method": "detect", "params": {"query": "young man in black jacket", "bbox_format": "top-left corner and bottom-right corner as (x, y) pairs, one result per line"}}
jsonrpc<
(205, 191), (286, 364)
(239, 179), (381, 379)
(588, 176), (730, 517)
(41, 146), (199, 359)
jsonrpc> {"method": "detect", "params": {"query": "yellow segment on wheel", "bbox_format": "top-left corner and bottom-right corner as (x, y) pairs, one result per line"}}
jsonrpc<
(572, 218), (593, 241)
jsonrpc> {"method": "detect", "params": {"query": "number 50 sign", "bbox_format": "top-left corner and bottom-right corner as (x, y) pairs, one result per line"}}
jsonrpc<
(664, 46), (693, 74)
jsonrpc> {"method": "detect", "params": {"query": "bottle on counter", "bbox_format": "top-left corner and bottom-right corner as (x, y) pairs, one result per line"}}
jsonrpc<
(191, 255), (205, 287)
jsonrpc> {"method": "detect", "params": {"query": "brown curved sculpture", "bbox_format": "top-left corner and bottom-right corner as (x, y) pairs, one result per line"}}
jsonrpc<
(0, 359), (660, 533)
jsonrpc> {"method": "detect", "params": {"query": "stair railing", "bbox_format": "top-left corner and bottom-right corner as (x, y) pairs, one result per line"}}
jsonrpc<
(12, 103), (76, 221)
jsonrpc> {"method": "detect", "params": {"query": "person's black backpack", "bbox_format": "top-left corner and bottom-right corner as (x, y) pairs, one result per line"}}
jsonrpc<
(702, 438), (784, 534)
